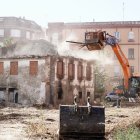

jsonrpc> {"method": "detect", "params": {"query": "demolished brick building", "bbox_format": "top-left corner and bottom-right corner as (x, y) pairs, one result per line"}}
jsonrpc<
(0, 40), (95, 106)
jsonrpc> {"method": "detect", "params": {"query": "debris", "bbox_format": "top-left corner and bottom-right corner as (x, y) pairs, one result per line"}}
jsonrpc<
(0, 106), (139, 139)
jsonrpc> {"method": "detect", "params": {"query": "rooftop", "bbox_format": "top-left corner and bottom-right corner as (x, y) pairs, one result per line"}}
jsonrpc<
(48, 21), (140, 29)
(0, 40), (57, 59)
(0, 17), (42, 30)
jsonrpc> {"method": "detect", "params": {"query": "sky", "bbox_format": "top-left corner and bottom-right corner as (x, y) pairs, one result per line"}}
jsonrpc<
(0, 0), (140, 27)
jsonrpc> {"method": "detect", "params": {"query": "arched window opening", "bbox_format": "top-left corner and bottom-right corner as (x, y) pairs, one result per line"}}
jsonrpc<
(68, 62), (75, 80)
(57, 59), (64, 79)
(86, 65), (91, 81)
(77, 63), (83, 81)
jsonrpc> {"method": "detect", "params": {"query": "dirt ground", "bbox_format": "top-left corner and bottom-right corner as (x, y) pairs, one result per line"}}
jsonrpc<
(0, 105), (139, 140)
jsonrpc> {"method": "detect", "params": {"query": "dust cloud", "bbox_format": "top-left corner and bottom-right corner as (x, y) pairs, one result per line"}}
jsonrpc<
(57, 40), (113, 66)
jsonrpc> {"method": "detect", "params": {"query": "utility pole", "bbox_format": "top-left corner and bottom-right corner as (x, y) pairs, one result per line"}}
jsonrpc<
(123, 2), (125, 21)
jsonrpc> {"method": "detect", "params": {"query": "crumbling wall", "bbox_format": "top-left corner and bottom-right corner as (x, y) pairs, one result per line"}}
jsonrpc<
(53, 57), (94, 106)
(0, 39), (58, 106)
(0, 55), (94, 107)
(17, 59), (48, 105)
(0, 58), (50, 106)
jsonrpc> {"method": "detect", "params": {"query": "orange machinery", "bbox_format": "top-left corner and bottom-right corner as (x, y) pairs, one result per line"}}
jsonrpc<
(67, 31), (140, 95)
(58, 31), (140, 140)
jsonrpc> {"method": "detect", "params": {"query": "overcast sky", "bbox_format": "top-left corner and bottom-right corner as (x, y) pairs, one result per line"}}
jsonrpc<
(0, 0), (140, 27)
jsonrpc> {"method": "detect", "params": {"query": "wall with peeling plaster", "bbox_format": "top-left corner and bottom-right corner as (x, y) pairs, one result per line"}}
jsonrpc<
(0, 40), (95, 106)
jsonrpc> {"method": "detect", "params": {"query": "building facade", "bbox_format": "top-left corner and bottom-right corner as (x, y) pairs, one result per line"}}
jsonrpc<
(47, 21), (140, 91)
(0, 40), (94, 106)
(0, 17), (44, 46)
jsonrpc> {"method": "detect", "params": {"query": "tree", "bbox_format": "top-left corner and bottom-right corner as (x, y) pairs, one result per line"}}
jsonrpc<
(94, 67), (108, 95)
(3, 37), (16, 47)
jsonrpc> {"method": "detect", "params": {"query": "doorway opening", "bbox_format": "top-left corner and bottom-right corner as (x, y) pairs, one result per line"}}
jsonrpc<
(15, 92), (18, 103)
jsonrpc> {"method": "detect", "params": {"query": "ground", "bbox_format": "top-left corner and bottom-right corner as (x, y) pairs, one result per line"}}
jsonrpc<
(0, 106), (139, 140)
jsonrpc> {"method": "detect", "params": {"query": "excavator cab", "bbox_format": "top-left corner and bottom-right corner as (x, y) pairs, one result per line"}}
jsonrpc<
(128, 76), (140, 97)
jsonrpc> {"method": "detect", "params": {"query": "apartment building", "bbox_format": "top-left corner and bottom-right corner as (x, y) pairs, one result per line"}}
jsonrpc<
(0, 17), (44, 46)
(47, 21), (140, 91)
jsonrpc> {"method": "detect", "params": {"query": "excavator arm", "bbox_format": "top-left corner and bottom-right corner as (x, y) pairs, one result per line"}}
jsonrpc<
(111, 44), (131, 89)
(105, 35), (131, 90)
(66, 31), (131, 90)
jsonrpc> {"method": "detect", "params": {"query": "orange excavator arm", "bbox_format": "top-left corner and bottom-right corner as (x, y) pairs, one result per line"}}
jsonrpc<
(105, 34), (131, 90)
(66, 31), (131, 90)
(111, 43), (131, 89)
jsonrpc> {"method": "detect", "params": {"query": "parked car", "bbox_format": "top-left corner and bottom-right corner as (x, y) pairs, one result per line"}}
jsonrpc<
(105, 92), (119, 102)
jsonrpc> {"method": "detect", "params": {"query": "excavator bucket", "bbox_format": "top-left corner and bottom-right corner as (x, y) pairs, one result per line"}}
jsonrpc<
(58, 97), (105, 140)
(66, 31), (106, 51)
(85, 31), (106, 51)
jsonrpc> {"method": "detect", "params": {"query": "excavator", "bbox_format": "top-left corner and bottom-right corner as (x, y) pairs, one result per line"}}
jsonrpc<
(66, 31), (140, 97)
(58, 31), (140, 140)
